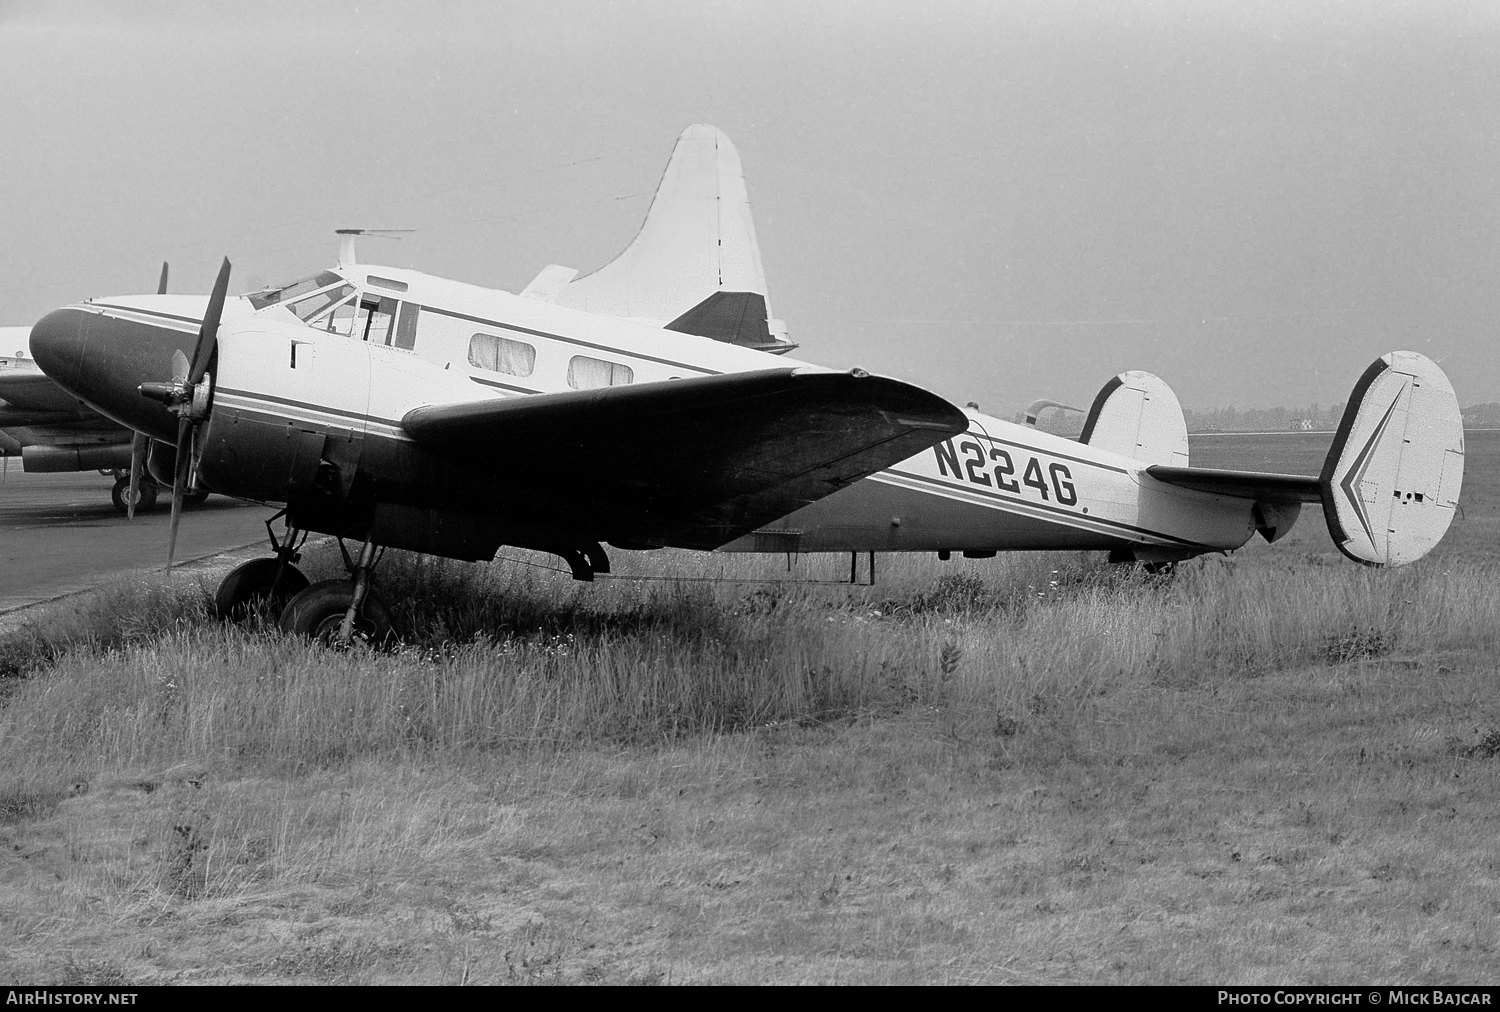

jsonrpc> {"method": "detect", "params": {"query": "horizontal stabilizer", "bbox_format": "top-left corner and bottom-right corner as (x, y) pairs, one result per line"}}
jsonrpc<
(402, 368), (967, 549)
(1319, 351), (1463, 567)
(1145, 466), (1322, 503)
(1080, 371), (1189, 466)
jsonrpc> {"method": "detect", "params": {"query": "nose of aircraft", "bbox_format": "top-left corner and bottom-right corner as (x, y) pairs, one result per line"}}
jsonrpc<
(28, 306), (189, 442)
(28, 308), (86, 390)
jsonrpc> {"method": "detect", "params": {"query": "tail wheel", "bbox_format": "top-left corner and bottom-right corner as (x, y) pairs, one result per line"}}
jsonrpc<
(279, 580), (393, 646)
(215, 558), (311, 621)
(184, 488), (210, 505)
(111, 477), (159, 515)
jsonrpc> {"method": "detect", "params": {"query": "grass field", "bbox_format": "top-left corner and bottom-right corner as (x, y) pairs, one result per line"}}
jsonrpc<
(0, 433), (1496, 985)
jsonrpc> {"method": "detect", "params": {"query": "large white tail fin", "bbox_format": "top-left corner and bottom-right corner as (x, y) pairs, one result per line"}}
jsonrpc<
(1079, 370), (1190, 466)
(553, 124), (793, 352)
(1320, 351), (1463, 566)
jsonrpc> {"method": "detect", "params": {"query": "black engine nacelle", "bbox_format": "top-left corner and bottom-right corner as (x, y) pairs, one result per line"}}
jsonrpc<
(195, 409), (337, 504)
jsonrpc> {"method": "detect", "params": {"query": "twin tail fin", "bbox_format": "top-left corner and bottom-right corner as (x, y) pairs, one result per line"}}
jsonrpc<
(1140, 351), (1463, 566)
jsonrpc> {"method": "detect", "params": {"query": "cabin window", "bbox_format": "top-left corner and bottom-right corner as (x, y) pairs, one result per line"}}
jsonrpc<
(394, 303), (421, 350)
(366, 275), (408, 293)
(567, 355), (633, 389)
(356, 295), (398, 343)
(468, 333), (536, 376)
(286, 284), (355, 324)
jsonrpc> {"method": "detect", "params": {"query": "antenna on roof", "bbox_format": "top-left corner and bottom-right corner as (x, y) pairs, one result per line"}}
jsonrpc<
(335, 229), (414, 268)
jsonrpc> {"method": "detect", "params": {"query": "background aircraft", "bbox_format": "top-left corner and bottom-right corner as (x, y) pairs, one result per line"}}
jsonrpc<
(0, 266), (206, 512)
(0, 339), (151, 509)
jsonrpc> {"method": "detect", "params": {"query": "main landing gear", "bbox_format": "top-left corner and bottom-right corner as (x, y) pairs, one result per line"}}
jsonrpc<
(278, 537), (392, 647)
(214, 512), (310, 620)
(213, 515), (392, 646)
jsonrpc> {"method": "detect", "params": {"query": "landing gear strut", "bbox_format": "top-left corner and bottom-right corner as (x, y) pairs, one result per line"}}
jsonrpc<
(278, 536), (391, 647)
(214, 512), (310, 620)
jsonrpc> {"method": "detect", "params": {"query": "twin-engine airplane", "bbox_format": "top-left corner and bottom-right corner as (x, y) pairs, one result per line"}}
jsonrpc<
(25, 125), (1464, 643)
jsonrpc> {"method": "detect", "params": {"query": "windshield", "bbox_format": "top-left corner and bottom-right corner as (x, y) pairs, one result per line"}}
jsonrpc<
(286, 284), (356, 324)
(247, 271), (344, 311)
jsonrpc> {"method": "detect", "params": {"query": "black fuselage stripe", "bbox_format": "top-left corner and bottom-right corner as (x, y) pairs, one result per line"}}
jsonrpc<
(956, 430), (1129, 473)
(216, 387), (401, 428)
(470, 375), (542, 395)
(89, 303), (204, 326)
(422, 305), (720, 375)
(883, 467), (1212, 548)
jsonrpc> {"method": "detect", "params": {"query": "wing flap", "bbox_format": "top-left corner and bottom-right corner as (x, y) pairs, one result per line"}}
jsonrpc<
(1146, 465), (1322, 503)
(402, 368), (967, 548)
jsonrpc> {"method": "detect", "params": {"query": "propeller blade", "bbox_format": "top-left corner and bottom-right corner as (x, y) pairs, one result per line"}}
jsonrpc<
(189, 258), (231, 387)
(160, 257), (228, 569)
(165, 416), (192, 570)
(127, 431), (147, 521)
(157, 261), (169, 295)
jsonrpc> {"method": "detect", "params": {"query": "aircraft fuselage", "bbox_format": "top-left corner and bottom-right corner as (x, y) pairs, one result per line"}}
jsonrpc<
(720, 416), (1260, 560)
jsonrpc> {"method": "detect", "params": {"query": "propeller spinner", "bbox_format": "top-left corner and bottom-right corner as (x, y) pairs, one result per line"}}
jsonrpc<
(136, 257), (231, 568)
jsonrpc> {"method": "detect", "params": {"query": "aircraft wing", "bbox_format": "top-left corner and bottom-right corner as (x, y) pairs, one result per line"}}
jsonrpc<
(402, 367), (968, 548)
(1145, 465), (1322, 503)
(0, 369), (82, 410)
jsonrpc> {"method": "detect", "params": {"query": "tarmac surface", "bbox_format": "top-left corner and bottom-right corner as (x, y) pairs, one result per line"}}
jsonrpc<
(0, 465), (273, 615)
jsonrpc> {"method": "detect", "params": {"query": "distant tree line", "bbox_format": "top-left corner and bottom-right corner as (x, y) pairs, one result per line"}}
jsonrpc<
(1462, 403), (1500, 428)
(1181, 404), (1346, 433)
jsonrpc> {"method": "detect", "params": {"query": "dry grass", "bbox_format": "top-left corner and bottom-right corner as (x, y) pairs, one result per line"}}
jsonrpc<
(1, 546), (1498, 984)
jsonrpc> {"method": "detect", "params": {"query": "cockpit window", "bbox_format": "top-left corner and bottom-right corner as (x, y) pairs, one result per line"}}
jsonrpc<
(286, 284), (356, 324)
(247, 271), (344, 311)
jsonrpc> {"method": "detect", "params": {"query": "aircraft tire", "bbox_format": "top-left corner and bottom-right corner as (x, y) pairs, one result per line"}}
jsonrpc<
(215, 558), (311, 621)
(278, 580), (393, 647)
(111, 478), (159, 515)
(184, 488), (210, 505)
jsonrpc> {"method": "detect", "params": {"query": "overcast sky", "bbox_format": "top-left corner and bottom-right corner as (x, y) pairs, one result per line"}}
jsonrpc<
(2, 0), (1496, 413)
